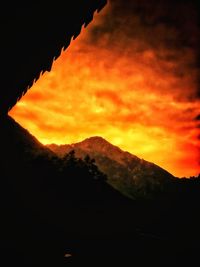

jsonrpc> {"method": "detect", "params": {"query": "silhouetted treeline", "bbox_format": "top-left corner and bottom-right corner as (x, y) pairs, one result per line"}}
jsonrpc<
(59, 150), (110, 200)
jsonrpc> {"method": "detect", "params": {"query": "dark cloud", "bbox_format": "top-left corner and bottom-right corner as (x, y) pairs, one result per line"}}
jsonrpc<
(195, 114), (200, 120)
(90, 0), (199, 47)
(87, 0), (200, 101)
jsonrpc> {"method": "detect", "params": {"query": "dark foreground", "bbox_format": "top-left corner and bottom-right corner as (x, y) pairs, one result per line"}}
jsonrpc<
(1, 116), (200, 267)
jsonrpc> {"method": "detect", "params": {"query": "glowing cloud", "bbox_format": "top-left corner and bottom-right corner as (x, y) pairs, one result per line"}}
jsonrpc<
(9, 1), (200, 177)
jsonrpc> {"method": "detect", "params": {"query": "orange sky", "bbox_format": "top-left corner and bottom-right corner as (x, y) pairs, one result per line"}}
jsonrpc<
(9, 1), (200, 177)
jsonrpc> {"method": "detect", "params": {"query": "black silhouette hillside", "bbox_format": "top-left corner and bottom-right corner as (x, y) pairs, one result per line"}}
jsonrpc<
(0, 116), (134, 266)
(1, 116), (200, 266)
(48, 136), (175, 199)
(0, 115), (64, 266)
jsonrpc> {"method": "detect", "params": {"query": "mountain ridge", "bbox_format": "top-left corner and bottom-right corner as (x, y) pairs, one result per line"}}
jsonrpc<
(47, 136), (175, 199)
(1, 115), (56, 158)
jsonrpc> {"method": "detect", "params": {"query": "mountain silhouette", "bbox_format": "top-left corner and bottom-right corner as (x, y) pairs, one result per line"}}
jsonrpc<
(48, 136), (175, 199)
(1, 116), (200, 266)
(0, 115), (136, 265)
(1, 115), (56, 157)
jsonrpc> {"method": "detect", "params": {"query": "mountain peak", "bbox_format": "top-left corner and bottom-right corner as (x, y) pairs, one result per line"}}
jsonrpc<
(76, 136), (124, 156)
(47, 135), (174, 199)
(86, 136), (106, 141)
(81, 136), (110, 145)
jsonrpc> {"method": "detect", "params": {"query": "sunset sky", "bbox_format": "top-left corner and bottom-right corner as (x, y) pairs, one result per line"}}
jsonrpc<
(9, 0), (200, 177)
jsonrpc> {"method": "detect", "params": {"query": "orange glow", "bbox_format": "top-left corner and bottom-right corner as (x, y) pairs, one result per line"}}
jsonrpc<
(9, 3), (200, 177)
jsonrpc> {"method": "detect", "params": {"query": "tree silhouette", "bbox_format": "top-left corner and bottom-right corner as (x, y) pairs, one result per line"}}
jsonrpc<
(84, 154), (107, 182)
(60, 150), (108, 200)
